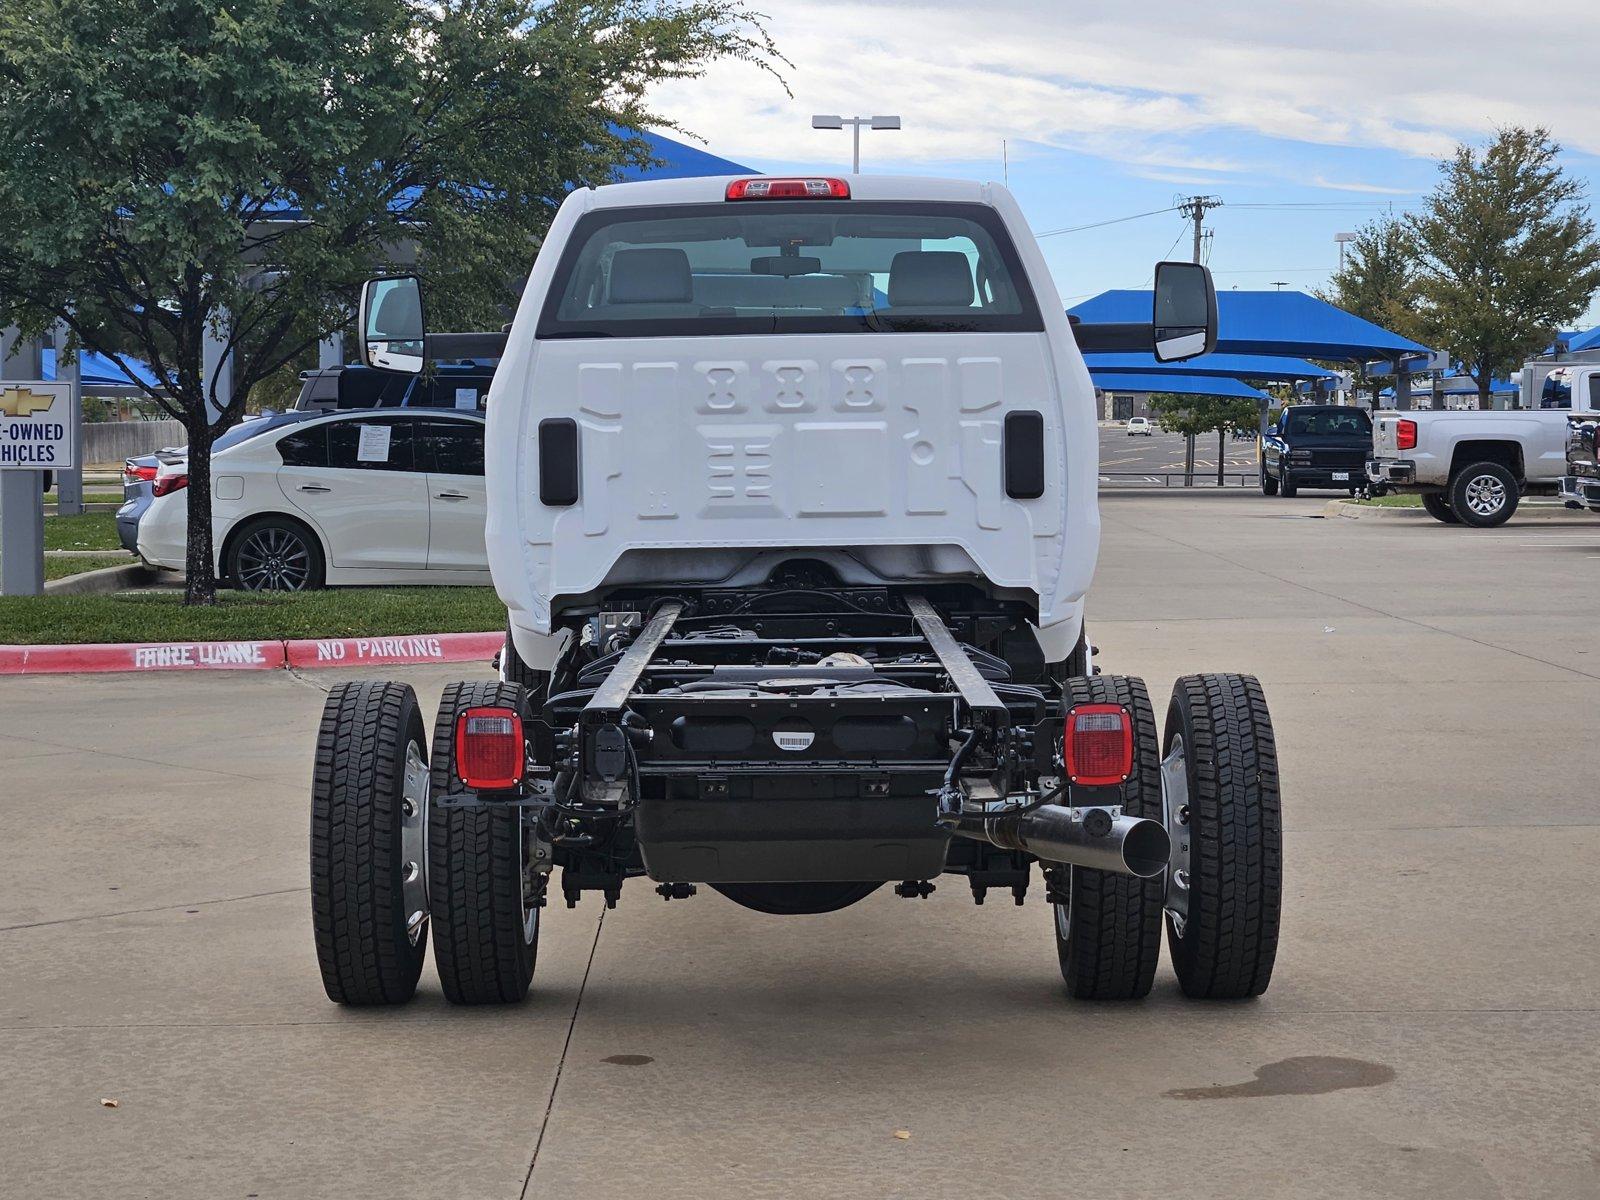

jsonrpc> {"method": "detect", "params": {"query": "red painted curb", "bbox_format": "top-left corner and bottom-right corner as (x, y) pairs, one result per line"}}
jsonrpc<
(0, 631), (501, 676)
(282, 632), (503, 670)
(3, 639), (284, 675)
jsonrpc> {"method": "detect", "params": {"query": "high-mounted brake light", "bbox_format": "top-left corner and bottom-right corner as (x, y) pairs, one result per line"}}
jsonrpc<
(726, 177), (850, 201)
(1063, 703), (1134, 787)
(455, 706), (525, 791)
(152, 473), (189, 497)
(1396, 419), (1418, 452)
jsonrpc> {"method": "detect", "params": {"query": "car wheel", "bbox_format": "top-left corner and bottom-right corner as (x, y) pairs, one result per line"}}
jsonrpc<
(310, 681), (430, 1005)
(1280, 476), (1298, 498)
(1052, 673), (1163, 1001)
(1260, 466), (1279, 497)
(227, 516), (324, 590)
(1421, 493), (1461, 524)
(1163, 673), (1282, 999)
(1448, 462), (1519, 527)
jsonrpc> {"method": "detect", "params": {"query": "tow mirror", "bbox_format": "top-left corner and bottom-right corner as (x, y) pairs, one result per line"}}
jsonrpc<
(1152, 262), (1217, 363)
(359, 275), (425, 375)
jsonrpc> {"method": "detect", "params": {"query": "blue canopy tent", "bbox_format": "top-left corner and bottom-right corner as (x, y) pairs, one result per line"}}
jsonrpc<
(1090, 372), (1268, 400)
(1565, 326), (1600, 353)
(42, 346), (167, 396)
(619, 130), (750, 180)
(1069, 290), (1428, 365)
(1084, 352), (1334, 384)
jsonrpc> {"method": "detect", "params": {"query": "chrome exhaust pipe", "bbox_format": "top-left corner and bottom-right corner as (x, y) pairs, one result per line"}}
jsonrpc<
(958, 804), (1171, 879)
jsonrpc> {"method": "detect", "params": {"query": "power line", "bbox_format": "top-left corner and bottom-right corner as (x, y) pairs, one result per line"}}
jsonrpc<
(1035, 205), (1180, 239)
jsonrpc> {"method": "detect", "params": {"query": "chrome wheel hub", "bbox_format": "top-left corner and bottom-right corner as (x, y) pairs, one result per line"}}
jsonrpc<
(1463, 474), (1507, 517)
(1161, 734), (1191, 938)
(401, 741), (429, 946)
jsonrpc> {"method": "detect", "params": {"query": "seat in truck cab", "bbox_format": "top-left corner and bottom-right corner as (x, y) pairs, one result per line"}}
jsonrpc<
(884, 250), (974, 312)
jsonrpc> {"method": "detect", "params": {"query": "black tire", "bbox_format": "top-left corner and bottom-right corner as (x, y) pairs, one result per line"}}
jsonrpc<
(1052, 673), (1163, 1001)
(501, 627), (551, 698)
(226, 515), (325, 591)
(1421, 493), (1461, 524)
(1448, 461), (1519, 527)
(310, 681), (430, 1006)
(712, 882), (882, 914)
(1163, 674), (1282, 999)
(1279, 476), (1298, 498)
(428, 680), (539, 1005)
(1260, 465), (1279, 496)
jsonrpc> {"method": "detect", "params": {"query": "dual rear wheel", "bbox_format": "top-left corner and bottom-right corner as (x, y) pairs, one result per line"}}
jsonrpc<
(1053, 671), (1281, 1000)
(311, 679), (541, 1006)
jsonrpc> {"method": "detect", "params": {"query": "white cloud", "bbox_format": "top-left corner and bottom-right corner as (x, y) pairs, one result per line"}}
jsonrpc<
(649, 0), (1600, 171)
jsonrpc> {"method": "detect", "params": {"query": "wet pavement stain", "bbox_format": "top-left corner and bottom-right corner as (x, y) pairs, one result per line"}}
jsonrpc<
(1164, 1055), (1396, 1100)
(601, 1054), (655, 1066)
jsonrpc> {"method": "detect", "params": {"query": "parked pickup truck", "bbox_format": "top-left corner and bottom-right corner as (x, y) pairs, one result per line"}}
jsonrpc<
(1260, 404), (1371, 497)
(1367, 364), (1600, 526)
(1561, 414), (1599, 513)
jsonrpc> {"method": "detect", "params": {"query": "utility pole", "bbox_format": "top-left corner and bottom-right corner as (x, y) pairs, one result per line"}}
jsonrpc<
(1175, 196), (1220, 486)
(1177, 195), (1222, 264)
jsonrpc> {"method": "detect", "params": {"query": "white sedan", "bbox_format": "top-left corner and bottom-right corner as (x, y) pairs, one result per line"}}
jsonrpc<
(1126, 416), (1154, 436)
(138, 410), (490, 589)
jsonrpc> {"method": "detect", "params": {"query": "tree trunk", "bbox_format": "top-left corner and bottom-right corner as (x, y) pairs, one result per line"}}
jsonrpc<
(183, 426), (218, 605)
(1184, 433), (1195, 487)
(1216, 428), (1225, 487)
(1477, 378), (1492, 410)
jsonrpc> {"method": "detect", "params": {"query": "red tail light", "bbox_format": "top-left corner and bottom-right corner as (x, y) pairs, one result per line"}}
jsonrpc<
(152, 473), (189, 497)
(123, 462), (157, 485)
(1396, 419), (1417, 451)
(726, 177), (850, 201)
(455, 706), (525, 790)
(1063, 703), (1134, 787)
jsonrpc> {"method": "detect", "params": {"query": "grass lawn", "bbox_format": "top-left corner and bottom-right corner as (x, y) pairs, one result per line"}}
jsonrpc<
(43, 553), (135, 582)
(42, 512), (124, 551)
(0, 586), (506, 644)
(1350, 493), (1423, 508)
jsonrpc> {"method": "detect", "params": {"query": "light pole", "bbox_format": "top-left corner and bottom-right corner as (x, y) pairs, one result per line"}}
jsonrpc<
(1334, 231), (1355, 270)
(811, 114), (901, 173)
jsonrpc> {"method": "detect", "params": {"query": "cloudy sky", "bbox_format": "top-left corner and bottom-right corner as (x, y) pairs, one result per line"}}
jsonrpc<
(651, 0), (1600, 325)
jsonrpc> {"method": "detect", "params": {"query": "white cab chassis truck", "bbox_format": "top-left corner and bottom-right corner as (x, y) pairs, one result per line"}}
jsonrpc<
(1367, 363), (1600, 526)
(310, 175), (1282, 1007)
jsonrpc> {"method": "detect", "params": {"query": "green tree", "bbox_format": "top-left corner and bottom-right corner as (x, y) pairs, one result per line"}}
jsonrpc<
(1318, 216), (1419, 338)
(1408, 126), (1600, 410)
(0, 0), (781, 602)
(1146, 392), (1261, 484)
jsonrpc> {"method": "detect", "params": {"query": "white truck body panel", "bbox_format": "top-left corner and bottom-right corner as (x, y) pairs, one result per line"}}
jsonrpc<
(484, 175), (1099, 669)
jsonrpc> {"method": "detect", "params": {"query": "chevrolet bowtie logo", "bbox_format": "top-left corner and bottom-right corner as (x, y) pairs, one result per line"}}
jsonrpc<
(0, 387), (57, 418)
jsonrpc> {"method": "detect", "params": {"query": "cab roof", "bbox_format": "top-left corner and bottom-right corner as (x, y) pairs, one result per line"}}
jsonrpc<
(581, 173), (1000, 209)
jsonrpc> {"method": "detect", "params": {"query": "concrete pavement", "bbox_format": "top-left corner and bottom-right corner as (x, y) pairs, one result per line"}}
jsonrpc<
(2, 490), (1598, 1199)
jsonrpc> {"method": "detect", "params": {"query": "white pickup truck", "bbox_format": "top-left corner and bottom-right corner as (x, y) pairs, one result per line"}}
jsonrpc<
(307, 173), (1285, 1012)
(1367, 363), (1600, 525)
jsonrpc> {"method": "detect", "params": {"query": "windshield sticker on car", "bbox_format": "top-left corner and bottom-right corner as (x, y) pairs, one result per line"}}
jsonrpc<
(455, 388), (478, 411)
(356, 423), (391, 462)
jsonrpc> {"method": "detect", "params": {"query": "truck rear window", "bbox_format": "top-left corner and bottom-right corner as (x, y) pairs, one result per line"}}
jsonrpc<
(536, 201), (1044, 338)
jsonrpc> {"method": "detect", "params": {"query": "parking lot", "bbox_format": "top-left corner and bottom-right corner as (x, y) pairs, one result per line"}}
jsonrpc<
(3, 489), (1596, 1199)
(1099, 424), (1262, 483)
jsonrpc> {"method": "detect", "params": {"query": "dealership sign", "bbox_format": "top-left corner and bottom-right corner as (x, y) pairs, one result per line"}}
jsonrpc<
(0, 381), (74, 470)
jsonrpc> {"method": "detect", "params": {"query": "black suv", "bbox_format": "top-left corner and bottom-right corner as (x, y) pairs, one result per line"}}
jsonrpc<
(1260, 404), (1373, 497)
